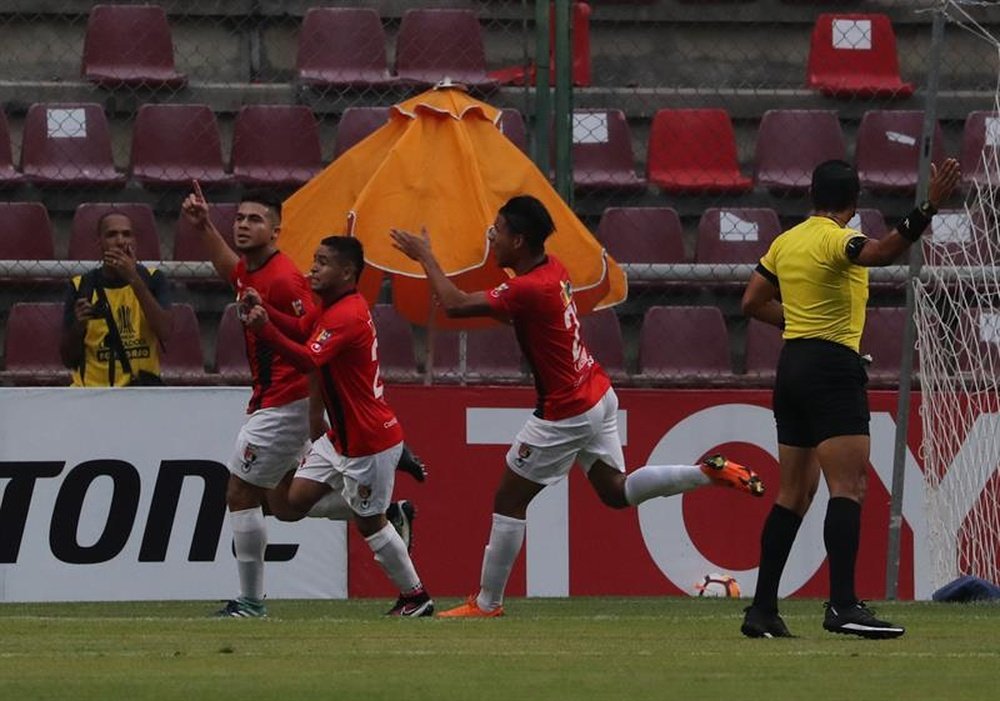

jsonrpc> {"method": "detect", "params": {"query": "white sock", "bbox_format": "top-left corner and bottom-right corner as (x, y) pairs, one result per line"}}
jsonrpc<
(307, 491), (353, 520)
(476, 513), (526, 611)
(624, 464), (711, 506)
(230, 507), (267, 601)
(365, 524), (421, 593)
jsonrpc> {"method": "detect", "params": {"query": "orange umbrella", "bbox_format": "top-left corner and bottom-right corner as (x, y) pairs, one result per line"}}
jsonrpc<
(281, 84), (626, 329)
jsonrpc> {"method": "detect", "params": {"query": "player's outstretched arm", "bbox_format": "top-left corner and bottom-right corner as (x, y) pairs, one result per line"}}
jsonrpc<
(243, 306), (318, 374)
(181, 179), (240, 281)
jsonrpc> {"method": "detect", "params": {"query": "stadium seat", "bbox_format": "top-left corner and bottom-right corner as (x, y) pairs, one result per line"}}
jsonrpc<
(2, 302), (70, 386)
(754, 110), (846, 193)
(395, 9), (498, 92)
(372, 304), (420, 383)
(638, 306), (732, 384)
(847, 208), (889, 240)
(695, 208), (781, 265)
(0, 112), (23, 187)
(499, 108), (528, 154)
(231, 105), (323, 188)
(214, 303), (249, 384)
(861, 306), (912, 387)
(597, 206), (685, 265)
(743, 318), (783, 385)
(488, 2), (591, 88)
(922, 209), (988, 267)
(160, 303), (208, 385)
(960, 111), (1000, 188)
(432, 327), (524, 384)
(82, 4), (187, 89)
(806, 13), (913, 98)
(21, 103), (125, 187)
(957, 307), (1000, 376)
(647, 109), (752, 194)
(333, 107), (390, 159)
(0, 202), (55, 261)
(131, 104), (230, 188)
(567, 109), (646, 192)
(69, 203), (160, 261)
(856, 110), (946, 194)
(580, 309), (627, 382)
(173, 203), (238, 262)
(296, 7), (398, 89)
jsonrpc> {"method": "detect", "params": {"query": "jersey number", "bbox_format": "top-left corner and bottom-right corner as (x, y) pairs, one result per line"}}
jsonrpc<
(369, 321), (385, 400)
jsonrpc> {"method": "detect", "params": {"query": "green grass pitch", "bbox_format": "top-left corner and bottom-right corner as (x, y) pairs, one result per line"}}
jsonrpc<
(1, 597), (998, 701)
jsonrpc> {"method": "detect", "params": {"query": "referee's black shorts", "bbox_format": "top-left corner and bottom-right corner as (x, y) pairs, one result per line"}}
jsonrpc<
(773, 338), (870, 448)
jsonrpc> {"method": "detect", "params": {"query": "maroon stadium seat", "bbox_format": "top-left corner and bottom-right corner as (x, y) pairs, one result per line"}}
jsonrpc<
(2, 302), (70, 385)
(861, 307), (912, 387)
(754, 110), (846, 194)
(160, 303), (208, 385)
(333, 107), (390, 159)
(499, 108), (528, 154)
(696, 208), (781, 265)
(433, 326), (524, 384)
(214, 303), (249, 384)
(647, 108), (752, 194)
(580, 308), (627, 382)
(960, 111), (1000, 189)
(848, 208), (888, 240)
(744, 318), (783, 385)
(957, 307), (1000, 377)
(921, 209), (991, 267)
(82, 4), (186, 89)
(806, 13), (913, 98)
(638, 306), (732, 384)
(21, 103), (125, 187)
(0, 111), (23, 187)
(231, 105), (323, 188)
(296, 7), (397, 89)
(69, 203), (160, 261)
(567, 109), (646, 192)
(856, 110), (946, 194)
(0, 202), (55, 261)
(596, 207), (685, 265)
(131, 104), (230, 188)
(395, 9), (497, 91)
(372, 304), (420, 383)
(173, 203), (237, 262)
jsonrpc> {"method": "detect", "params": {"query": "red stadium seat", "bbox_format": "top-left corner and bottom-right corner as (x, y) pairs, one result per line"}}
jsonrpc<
(372, 304), (420, 383)
(647, 109), (752, 194)
(333, 107), (390, 159)
(861, 307), (912, 387)
(696, 208), (781, 265)
(499, 109), (528, 154)
(754, 110), (846, 194)
(567, 109), (646, 192)
(0, 112), (23, 187)
(0, 202), (55, 261)
(806, 13), (913, 98)
(82, 4), (186, 89)
(214, 303), (249, 384)
(131, 104), (230, 188)
(2, 302), (70, 386)
(638, 306), (732, 384)
(960, 111), (1000, 189)
(173, 203), (237, 262)
(296, 7), (397, 89)
(596, 207), (685, 265)
(21, 103), (125, 187)
(743, 318), (783, 385)
(160, 303), (208, 385)
(856, 110), (946, 194)
(69, 203), (161, 261)
(432, 327), (525, 384)
(231, 105), (323, 188)
(580, 309), (627, 382)
(395, 9), (497, 92)
(847, 208), (888, 240)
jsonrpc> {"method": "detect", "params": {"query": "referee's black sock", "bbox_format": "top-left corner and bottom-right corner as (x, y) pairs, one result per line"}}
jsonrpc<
(824, 496), (862, 608)
(751, 504), (802, 614)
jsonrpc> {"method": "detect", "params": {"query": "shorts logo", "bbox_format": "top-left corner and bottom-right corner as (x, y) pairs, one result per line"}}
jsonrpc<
(241, 443), (259, 472)
(515, 442), (533, 466)
(357, 484), (372, 509)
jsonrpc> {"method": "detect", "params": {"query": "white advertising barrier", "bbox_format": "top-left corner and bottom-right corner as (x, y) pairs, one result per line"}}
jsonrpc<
(0, 387), (347, 602)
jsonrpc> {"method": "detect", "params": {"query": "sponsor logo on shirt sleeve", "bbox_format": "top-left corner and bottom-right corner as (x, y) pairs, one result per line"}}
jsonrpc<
(310, 329), (332, 353)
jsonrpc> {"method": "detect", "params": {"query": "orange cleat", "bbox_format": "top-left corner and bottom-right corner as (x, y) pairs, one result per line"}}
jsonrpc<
(437, 595), (505, 618)
(700, 454), (765, 497)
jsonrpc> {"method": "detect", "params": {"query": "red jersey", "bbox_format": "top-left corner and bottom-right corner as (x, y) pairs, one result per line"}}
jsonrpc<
(259, 290), (403, 457)
(485, 255), (610, 420)
(230, 252), (313, 412)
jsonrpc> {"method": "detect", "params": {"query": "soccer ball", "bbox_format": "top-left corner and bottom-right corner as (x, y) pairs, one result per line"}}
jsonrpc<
(695, 573), (741, 598)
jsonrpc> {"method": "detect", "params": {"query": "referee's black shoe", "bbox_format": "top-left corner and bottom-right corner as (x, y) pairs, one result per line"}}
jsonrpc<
(741, 605), (795, 638)
(823, 601), (905, 639)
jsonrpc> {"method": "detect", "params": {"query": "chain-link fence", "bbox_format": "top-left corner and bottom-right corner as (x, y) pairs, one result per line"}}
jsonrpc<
(0, 0), (998, 387)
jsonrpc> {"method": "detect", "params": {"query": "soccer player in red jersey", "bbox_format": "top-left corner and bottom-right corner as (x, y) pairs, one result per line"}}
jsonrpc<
(181, 185), (422, 618)
(391, 195), (765, 617)
(242, 236), (433, 616)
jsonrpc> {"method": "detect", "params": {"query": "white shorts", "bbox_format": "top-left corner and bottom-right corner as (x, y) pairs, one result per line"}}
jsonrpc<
(506, 387), (625, 485)
(296, 435), (403, 517)
(227, 398), (311, 489)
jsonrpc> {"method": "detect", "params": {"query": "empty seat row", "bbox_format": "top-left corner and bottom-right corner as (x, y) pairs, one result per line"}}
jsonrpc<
(0, 302), (938, 389)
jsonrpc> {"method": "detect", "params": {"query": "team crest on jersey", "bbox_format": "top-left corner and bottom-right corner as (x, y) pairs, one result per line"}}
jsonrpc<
(241, 443), (259, 472)
(490, 283), (509, 298)
(310, 329), (332, 353)
(291, 299), (305, 316)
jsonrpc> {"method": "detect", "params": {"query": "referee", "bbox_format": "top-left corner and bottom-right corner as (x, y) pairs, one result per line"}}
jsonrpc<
(740, 157), (961, 639)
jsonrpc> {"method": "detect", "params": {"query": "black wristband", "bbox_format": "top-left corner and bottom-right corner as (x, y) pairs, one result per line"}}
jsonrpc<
(896, 201), (937, 242)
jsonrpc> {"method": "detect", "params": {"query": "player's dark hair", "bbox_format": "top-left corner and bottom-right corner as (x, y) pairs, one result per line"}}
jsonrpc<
(241, 189), (283, 222)
(499, 195), (555, 253)
(96, 209), (132, 235)
(811, 160), (861, 211)
(320, 235), (365, 282)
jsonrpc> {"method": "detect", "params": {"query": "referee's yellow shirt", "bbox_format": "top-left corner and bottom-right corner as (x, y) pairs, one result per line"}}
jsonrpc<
(758, 216), (868, 353)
